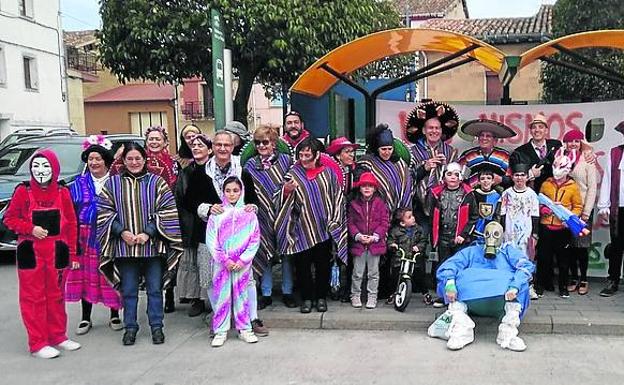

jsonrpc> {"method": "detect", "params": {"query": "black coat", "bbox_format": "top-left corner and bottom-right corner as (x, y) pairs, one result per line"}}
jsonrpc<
(174, 162), (199, 247)
(509, 139), (562, 193)
(184, 164), (258, 244)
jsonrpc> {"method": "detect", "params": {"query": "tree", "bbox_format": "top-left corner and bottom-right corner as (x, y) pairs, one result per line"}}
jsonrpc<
(98, 0), (400, 124)
(541, 0), (624, 103)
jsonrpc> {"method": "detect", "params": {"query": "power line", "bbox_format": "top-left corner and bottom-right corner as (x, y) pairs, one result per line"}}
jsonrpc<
(59, 11), (99, 29)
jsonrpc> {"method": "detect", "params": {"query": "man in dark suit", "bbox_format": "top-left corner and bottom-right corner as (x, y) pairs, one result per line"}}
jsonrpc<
(509, 113), (562, 193)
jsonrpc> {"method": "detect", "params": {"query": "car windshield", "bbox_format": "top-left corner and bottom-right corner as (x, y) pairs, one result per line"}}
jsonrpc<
(0, 144), (84, 176)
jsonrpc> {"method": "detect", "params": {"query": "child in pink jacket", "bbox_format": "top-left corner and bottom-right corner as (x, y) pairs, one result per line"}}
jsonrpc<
(348, 172), (390, 309)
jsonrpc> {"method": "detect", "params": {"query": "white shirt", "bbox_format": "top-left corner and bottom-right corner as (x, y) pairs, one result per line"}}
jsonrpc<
(91, 173), (110, 195)
(597, 149), (624, 211)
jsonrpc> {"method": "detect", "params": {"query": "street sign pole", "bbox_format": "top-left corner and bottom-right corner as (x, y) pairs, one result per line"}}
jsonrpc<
(211, 8), (226, 131)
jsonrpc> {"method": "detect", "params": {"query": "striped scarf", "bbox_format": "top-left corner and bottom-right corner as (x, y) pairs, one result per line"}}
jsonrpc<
(458, 146), (510, 187)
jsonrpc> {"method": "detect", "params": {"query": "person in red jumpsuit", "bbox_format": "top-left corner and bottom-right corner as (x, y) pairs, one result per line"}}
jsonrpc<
(3, 149), (82, 358)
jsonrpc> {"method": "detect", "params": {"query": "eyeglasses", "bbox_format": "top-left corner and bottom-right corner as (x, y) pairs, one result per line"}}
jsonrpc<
(513, 173), (527, 177)
(254, 139), (270, 146)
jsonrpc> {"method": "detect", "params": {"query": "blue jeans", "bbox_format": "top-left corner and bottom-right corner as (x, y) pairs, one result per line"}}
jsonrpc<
(261, 255), (293, 296)
(117, 258), (164, 331)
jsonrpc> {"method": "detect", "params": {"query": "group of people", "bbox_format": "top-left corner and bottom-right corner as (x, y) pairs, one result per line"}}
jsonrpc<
(4, 99), (624, 357)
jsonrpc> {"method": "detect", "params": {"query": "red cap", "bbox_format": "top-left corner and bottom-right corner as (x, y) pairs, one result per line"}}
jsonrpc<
(563, 130), (584, 142)
(354, 172), (379, 188)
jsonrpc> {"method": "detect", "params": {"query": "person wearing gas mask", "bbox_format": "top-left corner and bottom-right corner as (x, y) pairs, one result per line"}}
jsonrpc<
(429, 222), (535, 352)
(3, 150), (81, 358)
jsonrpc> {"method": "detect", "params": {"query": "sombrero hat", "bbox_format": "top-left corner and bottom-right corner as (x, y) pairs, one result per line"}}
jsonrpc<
(405, 101), (459, 143)
(461, 119), (516, 139)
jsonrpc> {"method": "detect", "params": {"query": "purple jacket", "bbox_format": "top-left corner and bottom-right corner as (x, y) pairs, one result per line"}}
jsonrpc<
(348, 194), (390, 257)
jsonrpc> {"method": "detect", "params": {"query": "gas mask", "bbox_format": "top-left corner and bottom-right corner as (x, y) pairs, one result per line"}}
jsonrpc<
(484, 221), (504, 259)
(31, 156), (53, 185)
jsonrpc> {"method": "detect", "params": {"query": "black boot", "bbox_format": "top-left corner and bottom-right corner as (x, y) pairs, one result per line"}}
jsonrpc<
(164, 288), (175, 313)
(122, 329), (137, 346)
(151, 328), (165, 344)
(187, 299), (205, 317)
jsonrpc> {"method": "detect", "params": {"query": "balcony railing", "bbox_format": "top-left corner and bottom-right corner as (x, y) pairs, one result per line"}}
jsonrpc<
(181, 100), (214, 120)
(66, 47), (99, 75)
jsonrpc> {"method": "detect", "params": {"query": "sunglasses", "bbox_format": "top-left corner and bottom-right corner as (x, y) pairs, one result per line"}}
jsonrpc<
(254, 139), (270, 146)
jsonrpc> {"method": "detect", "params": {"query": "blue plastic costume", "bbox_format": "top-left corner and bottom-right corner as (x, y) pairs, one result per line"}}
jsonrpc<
(436, 242), (534, 319)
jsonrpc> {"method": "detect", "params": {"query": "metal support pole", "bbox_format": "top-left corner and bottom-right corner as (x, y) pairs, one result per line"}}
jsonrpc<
(551, 43), (624, 81)
(540, 56), (624, 85)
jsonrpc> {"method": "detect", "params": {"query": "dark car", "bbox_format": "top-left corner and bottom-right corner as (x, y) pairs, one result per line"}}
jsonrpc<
(0, 133), (144, 250)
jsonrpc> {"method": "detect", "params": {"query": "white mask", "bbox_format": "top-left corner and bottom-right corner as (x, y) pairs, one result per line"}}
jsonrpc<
(31, 157), (52, 185)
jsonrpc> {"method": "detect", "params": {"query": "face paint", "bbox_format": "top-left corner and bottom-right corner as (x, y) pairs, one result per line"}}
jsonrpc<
(31, 156), (53, 185)
(484, 221), (504, 259)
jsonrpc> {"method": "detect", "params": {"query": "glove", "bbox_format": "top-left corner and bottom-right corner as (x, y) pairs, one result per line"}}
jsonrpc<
(197, 203), (211, 221)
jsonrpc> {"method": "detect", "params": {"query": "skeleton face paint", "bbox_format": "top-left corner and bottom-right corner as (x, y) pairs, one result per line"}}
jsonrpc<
(484, 221), (504, 259)
(31, 156), (53, 185)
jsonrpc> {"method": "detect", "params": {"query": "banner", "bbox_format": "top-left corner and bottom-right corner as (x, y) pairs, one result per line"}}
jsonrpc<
(377, 99), (624, 276)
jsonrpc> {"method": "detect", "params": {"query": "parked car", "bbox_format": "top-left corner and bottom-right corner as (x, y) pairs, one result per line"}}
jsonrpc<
(0, 127), (79, 150)
(0, 133), (144, 251)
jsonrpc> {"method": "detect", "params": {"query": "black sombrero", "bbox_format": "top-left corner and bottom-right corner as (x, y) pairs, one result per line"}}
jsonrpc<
(405, 101), (459, 143)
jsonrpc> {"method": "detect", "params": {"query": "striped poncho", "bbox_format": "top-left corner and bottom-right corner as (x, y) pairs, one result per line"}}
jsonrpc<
(357, 154), (413, 214)
(97, 171), (183, 289)
(411, 138), (457, 211)
(243, 153), (292, 274)
(458, 146), (510, 188)
(275, 164), (348, 263)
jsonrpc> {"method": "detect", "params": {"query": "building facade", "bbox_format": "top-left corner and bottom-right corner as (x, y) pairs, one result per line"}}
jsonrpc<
(0, 0), (70, 139)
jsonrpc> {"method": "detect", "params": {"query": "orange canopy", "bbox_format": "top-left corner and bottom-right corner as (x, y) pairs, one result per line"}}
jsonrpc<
(291, 28), (505, 97)
(519, 29), (624, 69)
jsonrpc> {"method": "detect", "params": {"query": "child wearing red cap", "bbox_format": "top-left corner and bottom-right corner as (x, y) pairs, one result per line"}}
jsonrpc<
(347, 172), (390, 309)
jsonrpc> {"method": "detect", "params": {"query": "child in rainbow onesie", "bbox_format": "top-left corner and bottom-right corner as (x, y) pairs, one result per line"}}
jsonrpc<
(206, 176), (260, 347)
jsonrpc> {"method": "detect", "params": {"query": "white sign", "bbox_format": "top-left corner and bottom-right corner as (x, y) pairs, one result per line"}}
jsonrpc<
(377, 99), (624, 276)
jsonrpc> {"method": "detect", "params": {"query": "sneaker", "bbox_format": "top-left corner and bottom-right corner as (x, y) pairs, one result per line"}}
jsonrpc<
(76, 320), (92, 335)
(529, 285), (539, 300)
(282, 294), (297, 308)
(365, 297), (377, 309)
(32, 346), (60, 359)
(211, 332), (227, 347)
(258, 296), (273, 310)
(151, 328), (165, 344)
(251, 319), (269, 337)
(535, 287), (545, 298)
(600, 281), (619, 297)
(55, 339), (81, 351)
(238, 329), (259, 344)
(385, 294), (395, 305)
(351, 296), (362, 308)
(432, 297), (445, 308)
(422, 293), (434, 305)
(567, 280), (578, 292)
(559, 289), (570, 298)
(316, 299), (328, 312)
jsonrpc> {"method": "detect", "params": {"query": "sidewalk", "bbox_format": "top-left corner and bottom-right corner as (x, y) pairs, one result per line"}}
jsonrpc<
(258, 285), (624, 336)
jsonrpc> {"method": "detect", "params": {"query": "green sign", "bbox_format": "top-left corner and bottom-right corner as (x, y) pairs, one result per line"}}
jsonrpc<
(211, 8), (225, 130)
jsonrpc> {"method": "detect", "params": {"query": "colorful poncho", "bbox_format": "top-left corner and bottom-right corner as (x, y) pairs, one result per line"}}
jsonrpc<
(357, 154), (413, 214)
(458, 146), (510, 188)
(243, 152), (292, 274)
(65, 172), (121, 308)
(275, 164), (348, 262)
(411, 138), (457, 210)
(97, 171), (183, 289)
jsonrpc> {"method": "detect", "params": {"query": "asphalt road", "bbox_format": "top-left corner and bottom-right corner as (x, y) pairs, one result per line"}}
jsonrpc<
(1, 261), (623, 385)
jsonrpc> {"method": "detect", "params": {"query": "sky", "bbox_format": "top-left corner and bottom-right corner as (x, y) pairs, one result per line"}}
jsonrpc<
(60, 0), (559, 31)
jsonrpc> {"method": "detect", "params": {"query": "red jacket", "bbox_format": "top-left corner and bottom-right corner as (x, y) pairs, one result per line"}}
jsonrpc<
(348, 194), (390, 256)
(3, 150), (78, 265)
(429, 183), (478, 248)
